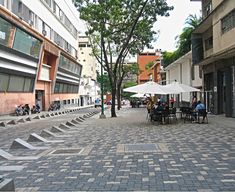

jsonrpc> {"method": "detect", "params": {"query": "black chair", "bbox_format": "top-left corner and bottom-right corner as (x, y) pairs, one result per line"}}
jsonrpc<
(169, 107), (177, 123)
(183, 107), (194, 123)
(197, 109), (208, 123)
(151, 109), (162, 124)
(162, 108), (170, 124)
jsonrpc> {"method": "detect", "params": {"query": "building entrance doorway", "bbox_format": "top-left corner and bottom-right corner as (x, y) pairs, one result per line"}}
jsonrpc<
(35, 90), (44, 111)
(218, 68), (233, 116)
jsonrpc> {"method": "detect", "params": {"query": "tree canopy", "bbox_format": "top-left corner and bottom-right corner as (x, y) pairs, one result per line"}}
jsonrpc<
(162, 14), (201, 67)
(74, 0), (173, 117)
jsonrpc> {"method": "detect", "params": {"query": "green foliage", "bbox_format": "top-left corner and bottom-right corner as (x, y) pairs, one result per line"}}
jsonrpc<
(145, 61), (154, 70)
(162, 14), (202, 67)
(97, 74), (111, 94)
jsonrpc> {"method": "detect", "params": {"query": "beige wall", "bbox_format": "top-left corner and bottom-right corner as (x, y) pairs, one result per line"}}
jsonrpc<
(78, 37), (97, 79)
(213, 0), (223, 9)
(213, 0), (235, 54)
(202, 27), (213, 58)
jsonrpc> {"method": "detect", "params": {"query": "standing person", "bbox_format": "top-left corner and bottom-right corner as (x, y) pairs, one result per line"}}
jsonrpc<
(169, 96), (175, 108)
(147, 97), (154, 113)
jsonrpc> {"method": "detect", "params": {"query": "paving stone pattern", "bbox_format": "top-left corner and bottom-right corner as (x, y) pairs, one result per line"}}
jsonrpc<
(0, 107), (235, 191)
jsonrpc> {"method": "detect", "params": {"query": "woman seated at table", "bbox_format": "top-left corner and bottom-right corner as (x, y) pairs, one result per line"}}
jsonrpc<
(153, 102), (164, 111)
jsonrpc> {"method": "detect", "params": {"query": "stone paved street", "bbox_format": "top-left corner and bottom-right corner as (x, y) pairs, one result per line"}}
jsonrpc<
(0, 107), (235, 191)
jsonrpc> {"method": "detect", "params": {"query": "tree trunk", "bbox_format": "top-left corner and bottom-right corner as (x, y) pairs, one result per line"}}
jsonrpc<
(111, 87), (117, 117)
(117, 86), (121, 110)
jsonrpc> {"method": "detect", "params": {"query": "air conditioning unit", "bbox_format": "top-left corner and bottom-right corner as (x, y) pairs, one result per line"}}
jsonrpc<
(28, 20), (33, 26)
(42, 30), (47, 36)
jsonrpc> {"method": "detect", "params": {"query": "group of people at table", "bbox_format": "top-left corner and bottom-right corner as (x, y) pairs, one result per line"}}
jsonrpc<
(146, 96), (207, 124)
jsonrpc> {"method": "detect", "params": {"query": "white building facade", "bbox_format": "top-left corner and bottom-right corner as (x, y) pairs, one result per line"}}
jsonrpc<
(78, 36), (100, 106)
(164, 51), (202, 104)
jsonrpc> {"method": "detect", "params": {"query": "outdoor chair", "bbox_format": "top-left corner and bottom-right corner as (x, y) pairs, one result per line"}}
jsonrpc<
(168, 107), (177, 123)
(183, 107), (194, 123)
(150, 109), (162, 124)
(162, 108), (170, 124)
(197, 109), (208, 124)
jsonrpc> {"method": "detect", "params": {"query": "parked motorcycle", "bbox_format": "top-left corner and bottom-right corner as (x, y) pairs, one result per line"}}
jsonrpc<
(15, 104), (30, 116)
(31, 104), (40, 114)
(48, 103), (60, 111)
(15, 105), (24, 116)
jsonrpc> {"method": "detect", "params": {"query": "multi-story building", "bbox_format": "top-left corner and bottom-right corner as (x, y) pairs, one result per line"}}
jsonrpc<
(0, 0), (82, 115)
(191, 0), (235, 117)
(78, 36), (99, 106)
(137, 50), (161, 84)
(164, 51), (202, 105)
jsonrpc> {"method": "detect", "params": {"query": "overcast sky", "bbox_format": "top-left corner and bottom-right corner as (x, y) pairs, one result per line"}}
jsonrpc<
(153, 0), (201, 52)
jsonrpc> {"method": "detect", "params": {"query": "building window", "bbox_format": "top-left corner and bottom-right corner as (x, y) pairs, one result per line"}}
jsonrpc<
(191, 66), (195, 80)
(59, 54), (82, 75)
(13, 28), (41, 58)
(43, 0), (51, 8)
(28, 10), (34, 26)
(0, 16), (14, 47)
(205, 36), (213, 50)
(0, 0), (4, 6)
(0, 73), (34, 92)
(54, 82), (78, 93)
(204, 1), (212, 17)
(221, 9), (235, 34)
(0, 73), (9, 92)
(18, 1), (23, 15)
(79, 44), (86, 47)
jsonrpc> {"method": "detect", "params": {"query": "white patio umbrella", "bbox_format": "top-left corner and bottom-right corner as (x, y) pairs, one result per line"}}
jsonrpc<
(164, 81), (200, 93)
(123, 81), (172, 95)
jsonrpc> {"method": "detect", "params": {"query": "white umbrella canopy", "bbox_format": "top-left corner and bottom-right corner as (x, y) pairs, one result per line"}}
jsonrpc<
(164, 82), (200, 93)
(130, 93), (150, 98)
(123, 81), (172, 95)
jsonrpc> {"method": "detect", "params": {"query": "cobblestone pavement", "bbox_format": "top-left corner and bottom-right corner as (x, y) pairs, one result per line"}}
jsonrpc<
(0, 107), (235, 191)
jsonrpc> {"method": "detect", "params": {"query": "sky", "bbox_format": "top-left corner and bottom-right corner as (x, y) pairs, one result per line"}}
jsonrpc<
(153, 0), (201, 52)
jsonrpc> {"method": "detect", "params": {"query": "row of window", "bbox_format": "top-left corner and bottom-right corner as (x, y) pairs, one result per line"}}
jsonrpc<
(59, 54), (82, 75)
(222, 9), (235, 34)
(0, 72), (34, 92)
(42, 0), (77, 38)
(6, 0), (77, 58)
(0, 16), (41, 58)
(54, 82), (79, 93)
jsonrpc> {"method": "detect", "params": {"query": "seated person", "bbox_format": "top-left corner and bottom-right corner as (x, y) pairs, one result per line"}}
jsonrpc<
(192, 101), (205, 121)
(191, 97), (197, 110)
(153, 102), (164, 113)
(195, 101), (206, 122)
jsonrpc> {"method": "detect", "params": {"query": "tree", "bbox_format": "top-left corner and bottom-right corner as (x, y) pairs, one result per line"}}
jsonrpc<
(74, 0), (173, 117)
(116, 62), (139, 110)
(162, 14), (201, 67)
